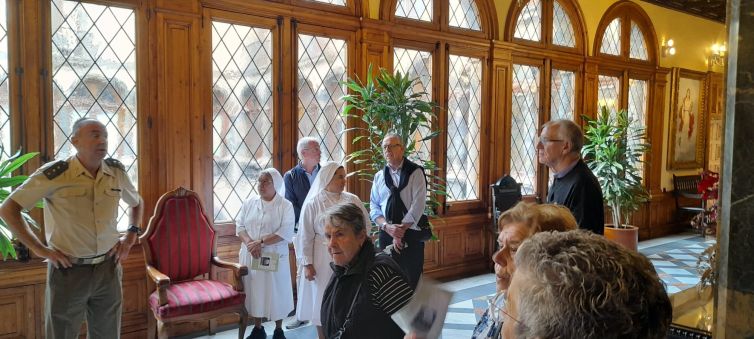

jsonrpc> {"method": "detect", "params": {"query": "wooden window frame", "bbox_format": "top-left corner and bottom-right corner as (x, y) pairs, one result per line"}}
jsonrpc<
(381, 0), (497, 40)
(505, 0), (587, 55)
(593, 1), (658, 65)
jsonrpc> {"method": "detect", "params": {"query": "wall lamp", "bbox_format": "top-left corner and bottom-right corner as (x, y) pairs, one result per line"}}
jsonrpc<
(709, 43), (727, 67)
(662, 38), (676, 57)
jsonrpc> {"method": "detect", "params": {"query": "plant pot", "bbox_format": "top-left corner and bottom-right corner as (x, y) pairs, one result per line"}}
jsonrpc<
(604, 225), (639, 251)
(12, 240), (31, 262)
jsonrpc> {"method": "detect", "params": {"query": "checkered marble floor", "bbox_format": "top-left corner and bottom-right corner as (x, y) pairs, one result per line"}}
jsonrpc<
(186, 232), (715, 339)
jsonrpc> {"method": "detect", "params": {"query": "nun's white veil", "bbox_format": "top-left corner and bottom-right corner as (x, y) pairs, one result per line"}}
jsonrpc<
(303, 161), (343, 205)
(259, 168), (285, 198)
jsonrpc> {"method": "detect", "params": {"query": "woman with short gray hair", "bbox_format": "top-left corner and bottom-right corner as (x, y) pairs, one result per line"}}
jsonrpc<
(320, 202), (414, 339)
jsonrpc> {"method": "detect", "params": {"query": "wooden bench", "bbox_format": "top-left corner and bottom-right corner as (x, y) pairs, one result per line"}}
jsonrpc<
(672, 174), (706, 220)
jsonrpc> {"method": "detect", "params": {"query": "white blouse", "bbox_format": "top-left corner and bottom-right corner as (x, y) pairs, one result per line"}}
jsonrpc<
(236, 193), (295, 255)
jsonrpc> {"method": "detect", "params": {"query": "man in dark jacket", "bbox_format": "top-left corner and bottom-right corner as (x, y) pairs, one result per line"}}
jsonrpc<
(283, 136), (320, 330)
(283, 137), (321, 225)
(538, 119), (605, 235)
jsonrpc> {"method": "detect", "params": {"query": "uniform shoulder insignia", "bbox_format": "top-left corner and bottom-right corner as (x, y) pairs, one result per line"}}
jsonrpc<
(104, 158), (125, 171)
(43, 161), (69, 180)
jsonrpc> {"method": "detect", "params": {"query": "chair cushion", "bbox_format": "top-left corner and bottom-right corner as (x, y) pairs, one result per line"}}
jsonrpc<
(149, 280), (245, 319)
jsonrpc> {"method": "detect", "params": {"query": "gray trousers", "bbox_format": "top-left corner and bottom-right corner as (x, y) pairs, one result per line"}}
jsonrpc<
(45, 256), (122, 339)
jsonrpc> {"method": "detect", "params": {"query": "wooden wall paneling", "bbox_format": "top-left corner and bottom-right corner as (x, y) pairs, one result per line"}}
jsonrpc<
(0, 285), (35, 339)
(648, 69), (669, 195)
(423, 234), (439, 270)
(581, 61), (598, 122)
(154, 8), (203, 194)
(490, 42), (512, 189)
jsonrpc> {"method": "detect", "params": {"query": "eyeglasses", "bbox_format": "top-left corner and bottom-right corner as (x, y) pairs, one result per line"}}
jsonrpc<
(382, 143), (402, 151)
(488, 292), (525, 329)
(258, 179), (273, 186)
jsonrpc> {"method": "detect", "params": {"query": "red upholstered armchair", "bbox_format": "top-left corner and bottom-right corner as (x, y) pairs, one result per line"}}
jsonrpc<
(140, 187), (248, 339)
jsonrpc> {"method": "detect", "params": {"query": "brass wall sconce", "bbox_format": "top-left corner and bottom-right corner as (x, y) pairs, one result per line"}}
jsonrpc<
(662, 39), (676, 57)
(709, 43), (727, 67)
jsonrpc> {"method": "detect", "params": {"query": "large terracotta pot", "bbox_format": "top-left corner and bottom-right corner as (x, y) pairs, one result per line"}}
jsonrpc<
(604, 225), (639, 251)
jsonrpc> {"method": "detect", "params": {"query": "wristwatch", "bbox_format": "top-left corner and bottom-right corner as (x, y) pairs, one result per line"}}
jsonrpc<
(127, 224), (142, 235)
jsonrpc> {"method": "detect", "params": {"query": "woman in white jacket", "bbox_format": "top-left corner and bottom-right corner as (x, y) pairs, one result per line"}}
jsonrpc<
(237, 168), (294, 339)
(294, 161), (370, 339)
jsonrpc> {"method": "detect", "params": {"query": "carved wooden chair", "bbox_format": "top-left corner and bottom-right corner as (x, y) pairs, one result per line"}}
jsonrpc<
(140, 187), (248, 339)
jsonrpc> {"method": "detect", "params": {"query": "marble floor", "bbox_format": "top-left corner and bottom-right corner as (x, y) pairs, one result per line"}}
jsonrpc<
(180, 232), (716, 339)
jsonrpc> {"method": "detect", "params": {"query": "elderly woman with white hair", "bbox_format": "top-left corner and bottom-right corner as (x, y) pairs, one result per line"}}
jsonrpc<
(237, 168), (295, 339)
(295, 161), (370, 339)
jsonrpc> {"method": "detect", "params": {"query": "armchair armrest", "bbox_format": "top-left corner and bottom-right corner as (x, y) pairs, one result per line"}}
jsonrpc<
(146, 264), (170, 306)
(212, 256), (248, 291)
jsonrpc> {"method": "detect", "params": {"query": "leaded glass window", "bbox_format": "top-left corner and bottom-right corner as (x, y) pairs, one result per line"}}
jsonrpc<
(394, 47), (433, 162)
(600, 18), (621, 56)
(552, 0), (575, 47)
(629, 21), (648, 60)
(628, 78), (647, 178)
(309, 0), (346, 6)
(449, 0), (481, 31)
(0, 0), (9, 157)
(51, 0), (137, 231)
(396, 0), (432, 22)
(513, 0), (542, 42)
(550, 69), (575, 121)
(297, 34), (347, 163)
(211, 22), (274, 222)
(597, 75), (620, 115)
(446, 55), (481, 201)
(510, 64), (540, 196)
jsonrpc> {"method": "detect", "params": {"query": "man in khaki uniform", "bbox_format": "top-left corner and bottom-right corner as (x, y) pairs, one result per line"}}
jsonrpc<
(0, 117), (143, 338)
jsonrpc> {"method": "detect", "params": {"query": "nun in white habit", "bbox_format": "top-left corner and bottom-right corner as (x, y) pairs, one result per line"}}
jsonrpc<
(294, 161), (370, 338)
(237, 168), (294, 338)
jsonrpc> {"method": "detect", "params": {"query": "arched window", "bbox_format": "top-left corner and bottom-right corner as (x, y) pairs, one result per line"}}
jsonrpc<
(383, 0), (495, 212)
(505, 0), (586, 197)
(594, 1), (658, 180)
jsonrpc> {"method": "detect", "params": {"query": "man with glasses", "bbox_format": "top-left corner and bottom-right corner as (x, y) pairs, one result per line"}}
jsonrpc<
(537, 119), (604, 235)
(284, 136), (321, 330)
(370, 133), (429, 288)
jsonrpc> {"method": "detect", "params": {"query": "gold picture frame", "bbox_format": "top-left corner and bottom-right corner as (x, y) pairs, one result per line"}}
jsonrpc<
(667, 68), (707, 170)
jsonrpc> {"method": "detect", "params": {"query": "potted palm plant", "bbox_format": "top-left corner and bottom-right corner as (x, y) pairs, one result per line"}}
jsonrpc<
(0, 150), (41, 260)
(582, 106), (649, 250)
(341, 65), (445, 239)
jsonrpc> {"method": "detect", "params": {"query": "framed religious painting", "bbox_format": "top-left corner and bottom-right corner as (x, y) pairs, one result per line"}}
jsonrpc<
(667, 68), (707, 170)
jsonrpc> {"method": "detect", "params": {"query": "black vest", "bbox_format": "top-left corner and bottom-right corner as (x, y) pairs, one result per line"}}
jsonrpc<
(321, 241), (407, 339)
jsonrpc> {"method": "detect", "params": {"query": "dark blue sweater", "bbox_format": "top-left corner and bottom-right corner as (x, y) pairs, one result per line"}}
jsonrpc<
(283, 163), (319, 224)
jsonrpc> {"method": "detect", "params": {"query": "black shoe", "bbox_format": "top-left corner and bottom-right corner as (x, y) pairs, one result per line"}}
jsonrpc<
(285, 320), (309, 329)
(273, 328), (286, 339)
(246, 326), (266, 339)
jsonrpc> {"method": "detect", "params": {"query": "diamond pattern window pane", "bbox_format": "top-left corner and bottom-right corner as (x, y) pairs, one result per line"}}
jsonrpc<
(394, 47), (433, 162)
(449, 0), (482, 31)
(511, 64), (540, 196)
(308, 0), (346, 6)
(297, 34), (347, 163)
(550, 69), (575, 121)
(212, 22), (274, 223)
(51, 0), (137, 231)
(396, 0), (432, 22)
(628, 78), (648, 179)
(600, 18), (621, 56)
(597, 75), (620, 115)
(513, 0), (541, 42)
(552, 0), (575, 47)
(0, 0), (10, 158)
(446, 55), (481, 202)
(629, 21), (649, 60)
